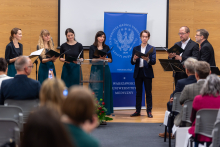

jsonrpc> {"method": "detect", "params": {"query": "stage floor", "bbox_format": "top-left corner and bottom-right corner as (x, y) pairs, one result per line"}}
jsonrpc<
(108, 109), (165, 123)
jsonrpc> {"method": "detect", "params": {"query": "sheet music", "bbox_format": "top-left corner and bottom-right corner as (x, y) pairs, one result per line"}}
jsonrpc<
(29, 48), (44, 56)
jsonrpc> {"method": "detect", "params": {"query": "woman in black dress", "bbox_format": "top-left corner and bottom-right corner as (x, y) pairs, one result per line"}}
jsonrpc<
(59, 28), (83, 88)
(5, 28), (23, 77)
(89, 31), (113, 115)
(37, 29), (57, 84)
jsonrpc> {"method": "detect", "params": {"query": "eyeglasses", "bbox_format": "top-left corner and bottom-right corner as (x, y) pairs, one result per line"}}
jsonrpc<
(28, 65), (34, 68)
(195, 34), (201, 36)
(178, 33), (186, 35)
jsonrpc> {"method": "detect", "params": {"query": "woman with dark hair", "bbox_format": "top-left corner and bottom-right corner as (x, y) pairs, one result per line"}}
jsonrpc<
(61, 86), (100, 147)
(89, 31), (113, 115)
(188, 74), (220, 146)
(5, 28), (23, 77)
(37, 29), (58, 84)
(59, 28), (83, 88)
(20, 107), (75, 147)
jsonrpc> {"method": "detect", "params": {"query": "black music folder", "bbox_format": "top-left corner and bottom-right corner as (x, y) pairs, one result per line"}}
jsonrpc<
(94, 47), (113, 57)
(135, 47), (154, 58)
(45, 50), (60, 57)
(211, 66), (220, 75)
(65, 56), (77, 62)
(167, 44), (184, 55)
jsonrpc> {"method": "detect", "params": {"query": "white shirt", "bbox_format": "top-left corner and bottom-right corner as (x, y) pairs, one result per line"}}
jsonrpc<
(133, 45), (150, 67)
(180, 38), (190, 56)
(0, 74), (13, 89)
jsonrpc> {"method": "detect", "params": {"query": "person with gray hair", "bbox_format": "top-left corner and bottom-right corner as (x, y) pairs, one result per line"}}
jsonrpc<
(159, 57), (198, 138)
(188, 74), (220, 144)
(0, 56), (41, 105)
(195, 29), (216, 66)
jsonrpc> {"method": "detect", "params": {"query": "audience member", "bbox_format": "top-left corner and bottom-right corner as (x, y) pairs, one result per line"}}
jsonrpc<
(0, 58), (12, 88)
(40, 78), (67, 115)
(174, 61), (210, 127)
(0, 56), (41, 105)
(159, 57), (197, 138)
(20, 107), (75, 147)
(189, 74), (220, 146)
(61, 86), (100, 147)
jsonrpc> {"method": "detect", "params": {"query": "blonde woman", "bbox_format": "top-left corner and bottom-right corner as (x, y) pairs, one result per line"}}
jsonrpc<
(37, 29), (57, 84)
(5, 28), (23, 77)
(40, 78), (67, 115)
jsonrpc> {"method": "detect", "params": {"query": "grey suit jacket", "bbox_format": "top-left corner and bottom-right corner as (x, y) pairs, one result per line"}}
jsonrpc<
(174, 80), (205, 126)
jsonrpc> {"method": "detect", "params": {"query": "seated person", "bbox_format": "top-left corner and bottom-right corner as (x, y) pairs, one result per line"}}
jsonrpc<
(61, 86), (100, 147)
(20, 107), (75, 147)
(159, 57), (197, 138)
(189, 74), (220, 146)
(40, 78), (67, 115)
(0, 58), (12, 88)
(0, 56), (41, 105)
(174, 61), (210, 127)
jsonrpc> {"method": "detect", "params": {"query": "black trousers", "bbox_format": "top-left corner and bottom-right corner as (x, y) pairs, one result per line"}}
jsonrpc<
(135, 68), (152, 113)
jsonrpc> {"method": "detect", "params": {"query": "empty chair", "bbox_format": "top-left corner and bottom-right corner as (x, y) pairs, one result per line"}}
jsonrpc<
(0, 106), (23, 131)
(210, 121), (220, 147)
(172, 92), (182, 113)
(0, 119), (20, 146)
(181, 100), (193, 126)
(4, 99), (39, 122)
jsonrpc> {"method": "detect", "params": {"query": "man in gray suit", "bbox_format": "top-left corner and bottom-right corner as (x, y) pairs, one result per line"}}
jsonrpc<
(174, 61), (211, 127)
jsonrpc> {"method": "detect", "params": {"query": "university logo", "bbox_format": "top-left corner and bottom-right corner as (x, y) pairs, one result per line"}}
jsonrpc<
(108, 24), (141, 58)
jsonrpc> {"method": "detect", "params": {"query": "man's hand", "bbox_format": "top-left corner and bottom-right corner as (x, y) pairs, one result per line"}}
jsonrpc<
(175, 55), (182, 61)
(168, 53), (176, 58)
(141, 56), (149, 62)
(170, 97), (173, 103)
(133, 54), (139, 60)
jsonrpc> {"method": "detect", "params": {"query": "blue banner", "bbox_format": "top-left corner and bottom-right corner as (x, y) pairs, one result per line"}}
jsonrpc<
(104, 13), (147, 107)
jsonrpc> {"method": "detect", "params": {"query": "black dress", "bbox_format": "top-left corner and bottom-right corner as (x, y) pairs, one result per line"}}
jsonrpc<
(60, 42), (83, 88)
(89, 45), (113, 115)
(5, 41), (23, 77)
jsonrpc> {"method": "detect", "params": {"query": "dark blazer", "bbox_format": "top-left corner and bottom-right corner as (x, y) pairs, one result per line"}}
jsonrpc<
(5, 41), (23, 64)
(0, 75), (41, 105)
(131, 44), (156, 79)
(175, 39), (199, 62)
(199, 40), (216, 66)
(170, 75), (197, 98)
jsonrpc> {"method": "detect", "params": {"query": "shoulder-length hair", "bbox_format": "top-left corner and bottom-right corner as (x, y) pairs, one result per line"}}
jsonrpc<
(38, 29), (54, 59)
(200, 74), (220, 97)
(65, 28), (76, 42)
(93, 31), (106, 47)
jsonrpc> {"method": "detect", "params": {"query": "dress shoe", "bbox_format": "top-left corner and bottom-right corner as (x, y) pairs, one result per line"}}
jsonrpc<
(130, 112), (140, 117)
(147, 112), (153, 118)
(159, 132), (175, 139)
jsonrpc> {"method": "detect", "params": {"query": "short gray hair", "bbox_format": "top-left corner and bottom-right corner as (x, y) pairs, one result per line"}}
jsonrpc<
(15, 56), (29, 71)
(200, 74), (220, 97)
(184, 57), (198, 74)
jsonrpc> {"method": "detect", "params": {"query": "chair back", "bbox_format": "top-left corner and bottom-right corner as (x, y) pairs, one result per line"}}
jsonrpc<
(211, 121), (220, 147)
(4, 99), (39, 122)
(0, 106), (23, 131)
(182, 100), (193, 123)
(195, 109), (219, 138)
(0, 119), (20, 146)
(172, 92), (182, 113)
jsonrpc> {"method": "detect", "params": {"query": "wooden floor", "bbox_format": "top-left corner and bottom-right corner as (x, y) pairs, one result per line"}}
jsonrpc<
(108, 109), (165, 123)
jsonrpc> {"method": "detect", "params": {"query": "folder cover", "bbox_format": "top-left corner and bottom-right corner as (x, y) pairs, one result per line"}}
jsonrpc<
(45, 50), (60, 57)
(135, 47), (154, 58)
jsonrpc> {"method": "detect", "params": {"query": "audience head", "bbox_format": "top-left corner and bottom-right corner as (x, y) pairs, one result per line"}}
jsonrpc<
(0, 58), (8, 74)
(178, 26), (190, 42)
(10, 28), (22, 42)
(184, 57), (197, 75)
(15, 56), (33, 75)
(65, 28), (75, 42)
(93, 31), (106, 47)
(195, 29), (209, 44)
(40, 78), (67, 114)
(195, 61), (210, 80)
(200, 74), (220, 97)
(20, 107), (74, 147)
(62, 86), (96, 126)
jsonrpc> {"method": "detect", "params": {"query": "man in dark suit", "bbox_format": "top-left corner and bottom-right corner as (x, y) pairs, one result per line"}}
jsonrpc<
(159, 57), (197, 138)
(130, 30), (156, 118)
(195, 29), (216, 66)
(168, 26), (199, 85)
(0, 56), (41, 105)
